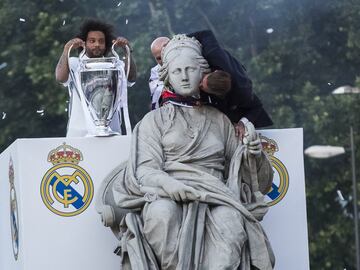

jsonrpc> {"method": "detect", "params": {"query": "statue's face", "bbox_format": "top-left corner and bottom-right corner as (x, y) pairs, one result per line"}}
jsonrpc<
(168, 49), (201, 97)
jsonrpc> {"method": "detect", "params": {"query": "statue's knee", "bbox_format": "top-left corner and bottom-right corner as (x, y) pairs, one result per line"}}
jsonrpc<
(144, 199), (180, 224)
(211, 205), (243, 224)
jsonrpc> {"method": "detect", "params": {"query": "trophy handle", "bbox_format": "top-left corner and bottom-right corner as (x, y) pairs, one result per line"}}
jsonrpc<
(111, 43), (131, 80)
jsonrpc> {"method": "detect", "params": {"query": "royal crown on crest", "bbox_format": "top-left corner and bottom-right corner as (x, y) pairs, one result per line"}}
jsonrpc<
(47, 143), (83, 165)
(260, 135), (279, 156)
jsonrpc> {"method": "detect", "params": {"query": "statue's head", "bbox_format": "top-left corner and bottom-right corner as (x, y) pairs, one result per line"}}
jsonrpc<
(160, 34), (210, 97)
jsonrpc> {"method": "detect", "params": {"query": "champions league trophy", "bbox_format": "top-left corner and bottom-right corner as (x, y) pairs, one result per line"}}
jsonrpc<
(68, 43), (131, 136)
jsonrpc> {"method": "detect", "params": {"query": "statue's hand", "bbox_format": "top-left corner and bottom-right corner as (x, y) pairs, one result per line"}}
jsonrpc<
(243, 121), (262, 157)
(247, 136), (262, 156)
(162, 180), (200, 202)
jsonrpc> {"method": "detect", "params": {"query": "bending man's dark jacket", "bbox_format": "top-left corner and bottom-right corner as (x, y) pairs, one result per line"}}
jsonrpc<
(188, 30), (273, 128)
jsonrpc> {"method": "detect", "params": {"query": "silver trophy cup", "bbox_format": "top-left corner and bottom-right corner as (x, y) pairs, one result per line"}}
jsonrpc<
(68, 44), (130, 136)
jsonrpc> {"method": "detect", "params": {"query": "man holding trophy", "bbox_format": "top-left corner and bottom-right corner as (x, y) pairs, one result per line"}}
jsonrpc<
(55, 19), (136, 137)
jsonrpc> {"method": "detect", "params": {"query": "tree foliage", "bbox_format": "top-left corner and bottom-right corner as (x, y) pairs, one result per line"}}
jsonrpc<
(0, 0), (359, 269)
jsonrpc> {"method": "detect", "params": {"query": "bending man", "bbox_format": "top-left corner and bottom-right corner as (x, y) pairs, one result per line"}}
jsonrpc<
(150, 31), (273, 137)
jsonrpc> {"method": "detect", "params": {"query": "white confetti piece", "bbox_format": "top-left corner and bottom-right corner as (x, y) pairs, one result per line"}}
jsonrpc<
(19, 18), (26, 22)
(266, 28), (274, 34)
(0, 62), (8, 70)
(62, 20), (66, 26)
(2, 112), (6, 120)
(125, 19), (128, 24)
(117, 1), (122, 6)
(36, 109), (44, 114)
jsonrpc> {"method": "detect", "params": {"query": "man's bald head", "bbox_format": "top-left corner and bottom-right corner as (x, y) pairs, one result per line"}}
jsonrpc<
(151, 37), (170, 65)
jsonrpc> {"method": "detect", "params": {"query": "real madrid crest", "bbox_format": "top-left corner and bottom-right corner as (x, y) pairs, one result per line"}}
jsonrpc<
(9, 156), (19, 260)
(40, 143), (94, 217)
(261, 135), (290, 206)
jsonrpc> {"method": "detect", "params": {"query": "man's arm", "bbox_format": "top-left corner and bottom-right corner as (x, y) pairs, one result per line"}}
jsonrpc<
(126, 54), (137, 83)
(55, 38), (84, 83)
(149, 66), (164, 110)
(229, 95), (273, 128)
(113, 37), (137, 83)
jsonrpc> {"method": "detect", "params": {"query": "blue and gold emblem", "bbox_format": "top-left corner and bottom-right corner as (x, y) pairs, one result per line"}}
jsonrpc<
(261, 136), (289, 206)
(9, 157), (19, 260)
(40, 143), (94, 217)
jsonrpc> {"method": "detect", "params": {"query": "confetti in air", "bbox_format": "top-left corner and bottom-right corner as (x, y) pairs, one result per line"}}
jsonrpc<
(36, 109), (44, 114)
(327, 82), (332, 86)
(117, 1), (122, 6)
(2, 112), (6, 120)
(125, 19), (128, 24)
(0, 62), (8, 70)
(337, 189), (345, 201)
(266, 28), (274, 34)
(62, 20), (66, 26)
(19, 18), (26, 22)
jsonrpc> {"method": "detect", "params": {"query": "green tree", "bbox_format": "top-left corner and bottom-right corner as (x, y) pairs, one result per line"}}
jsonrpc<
(0, 0), (359, 269)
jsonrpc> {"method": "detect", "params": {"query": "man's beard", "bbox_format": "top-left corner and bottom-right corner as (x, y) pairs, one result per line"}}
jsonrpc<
(87, 48), (105, 58)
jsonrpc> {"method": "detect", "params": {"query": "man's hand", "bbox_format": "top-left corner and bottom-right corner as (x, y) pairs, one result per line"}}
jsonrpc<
(162, 180), (200, 202)
(234, 121), (246, 139)
(112, 37), (130, 48)
(64, 38), (85, 50)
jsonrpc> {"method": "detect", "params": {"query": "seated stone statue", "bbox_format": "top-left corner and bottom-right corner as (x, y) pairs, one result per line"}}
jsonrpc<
(97, 34), (275, 270)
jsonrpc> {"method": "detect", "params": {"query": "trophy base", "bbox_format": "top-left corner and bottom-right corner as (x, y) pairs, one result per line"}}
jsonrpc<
(91, 126), (120, 137)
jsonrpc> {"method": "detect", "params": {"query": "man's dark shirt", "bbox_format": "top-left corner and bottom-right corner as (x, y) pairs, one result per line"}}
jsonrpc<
(188, 30), (273, 128)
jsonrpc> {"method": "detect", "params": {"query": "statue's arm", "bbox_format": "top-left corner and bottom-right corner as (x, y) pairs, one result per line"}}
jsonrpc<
(135, 114), (199, 201)
(135, 115), (171, 188)
(243, 121), (274, 195)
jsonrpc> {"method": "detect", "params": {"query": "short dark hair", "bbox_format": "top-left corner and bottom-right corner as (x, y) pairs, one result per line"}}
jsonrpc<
(206, 70), (231, 97)
(77, 19), (115, 55)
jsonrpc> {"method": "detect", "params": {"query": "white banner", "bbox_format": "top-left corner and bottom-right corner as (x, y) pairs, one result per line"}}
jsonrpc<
(0, 136), (131, 270)
(0, 129), (309, 270)
(260, 128), (310, 270)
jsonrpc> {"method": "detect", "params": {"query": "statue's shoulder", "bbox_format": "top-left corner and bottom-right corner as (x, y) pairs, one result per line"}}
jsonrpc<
(205, 105), (233, 125)
(138, 105), (174, 129)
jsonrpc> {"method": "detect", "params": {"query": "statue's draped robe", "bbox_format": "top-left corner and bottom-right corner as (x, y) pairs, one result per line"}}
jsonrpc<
(112, 104), (275, 270)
